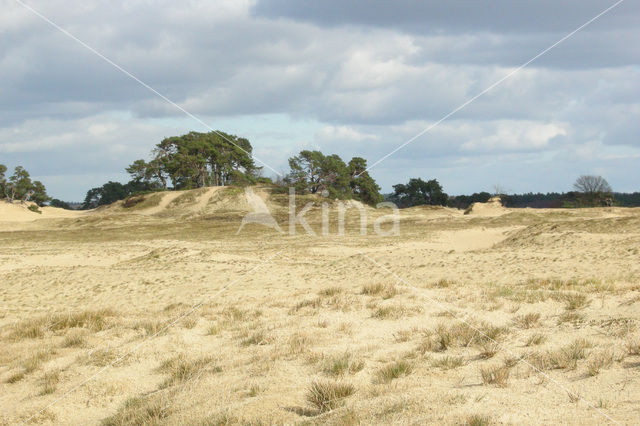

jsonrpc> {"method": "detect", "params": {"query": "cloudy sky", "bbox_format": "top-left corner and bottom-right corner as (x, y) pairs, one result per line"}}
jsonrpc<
(1, 0), (639, 201)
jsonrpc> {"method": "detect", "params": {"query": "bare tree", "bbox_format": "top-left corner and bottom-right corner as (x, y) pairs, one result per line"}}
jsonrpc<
(573, 175), (612, 194)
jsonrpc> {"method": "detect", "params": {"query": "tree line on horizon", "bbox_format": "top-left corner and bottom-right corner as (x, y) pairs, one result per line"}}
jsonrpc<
(3, 131), (638, 211)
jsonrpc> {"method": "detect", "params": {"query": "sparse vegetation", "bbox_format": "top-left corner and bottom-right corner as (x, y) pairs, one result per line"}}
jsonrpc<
(525, 333), (546, 346)
(374, 360), (413, 384)
(2, 181), (639, 425)
(101, 396), (170, 426)
(306, 380), (355, 413)
(513, 312), (541, 329)
(587, 350), (615, 376)
(157, 355), (220, 388)
(320, 352), (365, 376)
(432, 355), (465, 369)
(39, 370), (60, 395)
(479, 365), (510, 387)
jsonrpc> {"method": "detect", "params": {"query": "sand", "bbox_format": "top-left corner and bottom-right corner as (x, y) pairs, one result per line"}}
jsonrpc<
(0, 189), (639, 425)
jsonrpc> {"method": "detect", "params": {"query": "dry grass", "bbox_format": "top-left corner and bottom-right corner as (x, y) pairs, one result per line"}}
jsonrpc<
(361, 283), (400, 299)
(133, 319), (171, 337)
(479, 364), (510, 387)
(513, 312), (541, 329)
(320, 352), (365, 376)
(157, 355), (220, 388)
(587, 350), (615, 376)
(287, 332), (312, 355)
(432, 355), (466, 369)
(61, 331), (87, 348)
(101, 396), (170, 426)
(319, 286), (343, 297)
(306, 380), (355, 413)
(556, 292), (591, 310)
(9, 309), (115, 340)
(2, 191), (640, 424)
(374, 360), (413, 384)
(525, 333), (547, 346)
(39, 370), (60, 395)
(465, 414), (492, 426)
(627, 337), (640, 355)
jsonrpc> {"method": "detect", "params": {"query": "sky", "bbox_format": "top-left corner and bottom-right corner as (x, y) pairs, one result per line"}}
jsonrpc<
(1, 0), (639, 201)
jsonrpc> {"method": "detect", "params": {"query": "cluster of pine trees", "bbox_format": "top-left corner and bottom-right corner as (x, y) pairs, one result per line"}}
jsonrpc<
(83, 132), (387, 208)
(0, 164), (49, 206)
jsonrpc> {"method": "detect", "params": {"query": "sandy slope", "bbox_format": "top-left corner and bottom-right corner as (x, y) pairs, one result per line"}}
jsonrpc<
(0, 188), (639, 425)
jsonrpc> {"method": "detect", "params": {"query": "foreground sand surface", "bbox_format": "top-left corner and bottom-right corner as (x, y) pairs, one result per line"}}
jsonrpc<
(1, 188), (639, 425)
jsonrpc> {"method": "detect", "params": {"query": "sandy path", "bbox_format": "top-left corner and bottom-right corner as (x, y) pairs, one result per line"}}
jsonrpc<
(193, 187), (221, 212)
(140, 191), (184, 215)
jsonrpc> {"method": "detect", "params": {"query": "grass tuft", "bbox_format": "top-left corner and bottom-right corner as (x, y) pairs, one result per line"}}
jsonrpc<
(374, 360), (413, 384)
(432, 355), (465, 370)
(101, 396), (170, 426)
(479, 365), (510, 387)
(320, 352), (365, 376)
(306, 380), (355, 413)
(525, 333), (546, 346)
(39, 370), (60, 395)
(513, 312), (541, 329)
(157, 355), (220, 388)
(465, 414), (492, 426)
(587, 350), (614, 376)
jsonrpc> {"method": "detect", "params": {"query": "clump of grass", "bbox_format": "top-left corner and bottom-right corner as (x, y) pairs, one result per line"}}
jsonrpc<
(39, 370), (60, 395)
(221, 306), (248, 322)
(527, 339), (593, 371)
(10, 318), (46, 339)
(133, 319), (170, 337)
(6, 370), (26, 383)
(434, 279), (455, 288)
(479, 342), (501, 359)
(626, 337), (640, 355)
(465, 414), (492, 426)
(22, 349), (56, 374)
(479, 365), (510, 387)
(61, 332), (86, 348)
(306, 380), (355, 413)
(513, 312), (541, 329)
(288, 332), (312, 355)
(206, 323), (221, 336)
(157, 355), (219, 388)
(321, 352), (365, 376)
(556, 292), (590, 310)
(557, 312), (584, 325)
(289, 298), (322, 314)
(180, 316), (198, 329)
(361, 283), (399, 299)
(49, 309), (116, 332)
(240, 330), (270, 346)
(319, 287), (342, 297)
(587, 350), (614, 376)
(372, 304), (421, 319)
(557, 338), (592, 369)
(374, 360), (413, 384)
(525, 333), (546, 346)
(101, 396), (170, 426)
(82, 348), (126, 367)
(432, 355), (465, 370)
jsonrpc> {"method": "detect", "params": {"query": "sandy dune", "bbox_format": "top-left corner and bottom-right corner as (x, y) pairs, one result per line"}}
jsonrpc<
(1, 188), (639, 425)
